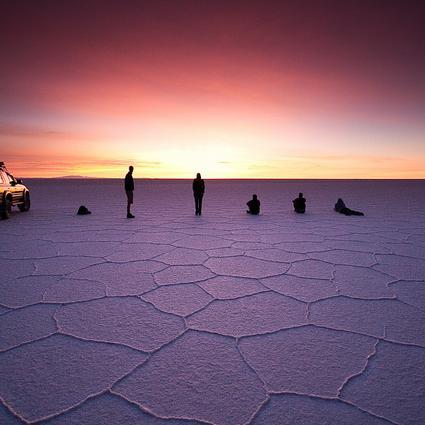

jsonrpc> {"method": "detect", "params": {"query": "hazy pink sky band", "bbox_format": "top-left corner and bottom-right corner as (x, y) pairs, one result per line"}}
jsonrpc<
(1, 0), (424, 178)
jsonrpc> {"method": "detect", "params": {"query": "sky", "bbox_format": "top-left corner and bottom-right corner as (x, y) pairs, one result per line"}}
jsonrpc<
(1, 0), (424, 178)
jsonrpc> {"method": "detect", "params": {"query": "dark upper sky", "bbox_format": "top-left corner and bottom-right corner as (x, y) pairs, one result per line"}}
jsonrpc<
(1, 0), (424, 177)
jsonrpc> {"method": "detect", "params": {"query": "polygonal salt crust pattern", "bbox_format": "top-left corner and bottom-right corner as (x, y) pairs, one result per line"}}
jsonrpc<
(251, 393), (390, 425)
(125, 232), (186, 244)
(205, 256), (290, 278)
(310, 297), (425, 346)
(141, 284), (213, 316)
(390, 243), (425, 259)
(187, 292), (307, 337)
(287, 259), (334, 279)
(0, 276), (60, 308)
(0, 335), (147, 423)
(198, 276), (267, 300)
(390, 280), (425, 311)
(205, 247), (245, 257)
(239, 326), (376, 396)
(69, 262), (161, 296)
(260, 274), (337, 302)
(2, 179), (425, 425)
(114, 331), (267, 425)
(44, 393), (206, 424)
(325, 239), (392, 254)
(56, 297), (185, 351)
(105, 242), (173, 262)
(154, 247), (209, 265)
(274, 233), (324, 242)
(374, 254), (425, 280)
(0, 306), (11, 316)
(43, 278), (105, 303)
(173, 235), (233, 250)
(408, 233), (425, 245)
(0, 240), (57, 259)
(33, 256), (104, 276)
(222, 232), (261, 242)
(154, 265), (215, 285)
(274, 241), (330, 253)
(333, 265), (395, 299)
(341, 341), (425, 425)
(43, 230), (133, 243)
(231, 241), (273, 250)
(54, 241), (121, 257)
(245, 248), (307, 263)
(0, 258), (35, 282)
(0, 402), (22, 424)
(0, 304), (58, 351)
(308, 249), (376, 267)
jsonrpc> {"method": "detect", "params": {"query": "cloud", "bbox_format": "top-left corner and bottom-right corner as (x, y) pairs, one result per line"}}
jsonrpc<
(3, 154), (162, 177)
(247, 163), (281, 170)
(0, 123), (93, 140)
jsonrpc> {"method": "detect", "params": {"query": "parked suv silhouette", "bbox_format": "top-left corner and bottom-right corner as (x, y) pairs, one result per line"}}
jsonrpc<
(0, 162), (30, 219)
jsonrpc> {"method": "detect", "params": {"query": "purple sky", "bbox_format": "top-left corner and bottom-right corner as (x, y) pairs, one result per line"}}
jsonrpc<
(1, 0), (424, 177)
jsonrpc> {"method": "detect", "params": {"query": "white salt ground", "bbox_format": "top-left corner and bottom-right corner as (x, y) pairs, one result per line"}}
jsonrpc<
(0, 179), (424, 424)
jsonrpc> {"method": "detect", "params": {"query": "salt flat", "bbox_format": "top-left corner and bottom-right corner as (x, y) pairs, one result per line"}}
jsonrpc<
(1, 179), (424, 425)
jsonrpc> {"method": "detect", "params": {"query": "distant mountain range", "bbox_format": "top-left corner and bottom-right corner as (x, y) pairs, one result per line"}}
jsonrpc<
(56, 175), (94, 179)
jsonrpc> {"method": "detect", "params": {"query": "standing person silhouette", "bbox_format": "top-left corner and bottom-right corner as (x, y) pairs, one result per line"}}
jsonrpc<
(125, 166), (135, 218)
(192, 173), (205, 215)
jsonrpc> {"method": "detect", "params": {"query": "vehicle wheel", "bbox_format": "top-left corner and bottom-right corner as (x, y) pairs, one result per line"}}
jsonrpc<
(1, 196), (12, 219)
(18, 191), (31, 212)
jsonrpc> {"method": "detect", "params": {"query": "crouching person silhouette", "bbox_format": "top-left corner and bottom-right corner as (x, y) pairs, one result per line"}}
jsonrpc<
(247, 194), (260, 215)
(192, 173), (205, 215)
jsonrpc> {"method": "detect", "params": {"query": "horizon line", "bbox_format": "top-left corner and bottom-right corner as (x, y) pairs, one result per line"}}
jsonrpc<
(22, 176), (425, 181)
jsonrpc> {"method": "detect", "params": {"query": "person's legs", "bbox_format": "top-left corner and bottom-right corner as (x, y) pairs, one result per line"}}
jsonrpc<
(194, 195), (199, 215)
(126, 191), (134, 218)
(198, 195), (203, 215)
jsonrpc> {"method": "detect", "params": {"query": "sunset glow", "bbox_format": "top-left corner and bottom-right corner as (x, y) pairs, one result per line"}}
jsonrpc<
(1, 0), (424, 178)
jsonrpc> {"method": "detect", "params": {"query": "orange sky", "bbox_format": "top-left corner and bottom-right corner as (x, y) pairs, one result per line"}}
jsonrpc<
(1, 0), (424, 178)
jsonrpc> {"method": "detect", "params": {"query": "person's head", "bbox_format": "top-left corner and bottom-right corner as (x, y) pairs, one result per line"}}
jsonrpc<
(299, 192), (303, 198)
(337, 198), (343, 203)
(196, 173), (201, 179)
(129, 166), (134, 173)
(253, 194), (257, 200)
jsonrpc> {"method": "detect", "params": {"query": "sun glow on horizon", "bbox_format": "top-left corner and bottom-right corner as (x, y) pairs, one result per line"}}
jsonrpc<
(1, 1), (424, 179)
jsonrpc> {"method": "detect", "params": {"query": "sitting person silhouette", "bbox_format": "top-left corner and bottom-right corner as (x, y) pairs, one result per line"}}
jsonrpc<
(293, 193), (306, 213)
(246, 194), (260, 215)
(77, 205), (91, 215)
(334, 198), (364, 216)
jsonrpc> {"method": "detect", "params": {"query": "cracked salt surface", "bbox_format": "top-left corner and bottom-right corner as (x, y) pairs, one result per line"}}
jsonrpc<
(239, 326), (376, 396)
(114, 331), (267, 425)
(0, 179), (424, 424)
(141, 284), (213, 316)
